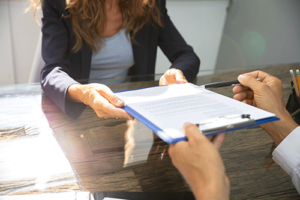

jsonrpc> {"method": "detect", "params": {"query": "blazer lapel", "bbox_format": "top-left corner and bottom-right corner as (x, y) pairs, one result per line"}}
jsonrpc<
(59, 1), (92, 81)
(80, 42), (92, 80)
(132, 23), (150, 76)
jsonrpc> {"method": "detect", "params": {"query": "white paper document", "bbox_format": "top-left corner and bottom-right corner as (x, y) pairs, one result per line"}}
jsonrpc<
(116, 83), (278, 143)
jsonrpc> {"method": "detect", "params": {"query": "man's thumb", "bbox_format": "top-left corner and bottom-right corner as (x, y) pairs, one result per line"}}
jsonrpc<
(238, 74), (262, 90)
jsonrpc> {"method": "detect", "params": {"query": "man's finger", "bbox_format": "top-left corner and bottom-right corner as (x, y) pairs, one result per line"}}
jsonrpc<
(211, 133), (225, 149)
(242, 99), (254, 106)
(232, 85), (250, 94)
(206, 135), (213, 141)
(233, 91), (254, 101)
(238, 74), (264, 91)
(169, 141), (186, 158)
(245, 70), (269, 82)
(183, 122), (205, 146)
(169, 142), (188, 168)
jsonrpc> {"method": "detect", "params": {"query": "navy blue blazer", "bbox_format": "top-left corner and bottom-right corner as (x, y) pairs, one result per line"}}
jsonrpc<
(41, 0), (200, 119)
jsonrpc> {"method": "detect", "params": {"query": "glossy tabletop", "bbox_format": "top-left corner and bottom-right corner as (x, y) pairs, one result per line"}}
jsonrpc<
(0, 64), (299, 199)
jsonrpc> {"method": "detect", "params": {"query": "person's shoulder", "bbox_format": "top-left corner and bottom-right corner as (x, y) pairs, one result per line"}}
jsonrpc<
(42, 0), (66, 14)
(157, 0), (166, 14)
(159, 0), (166, 8)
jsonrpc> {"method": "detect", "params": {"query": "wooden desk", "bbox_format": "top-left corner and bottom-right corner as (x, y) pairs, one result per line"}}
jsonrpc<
(0, 64), (299, 199)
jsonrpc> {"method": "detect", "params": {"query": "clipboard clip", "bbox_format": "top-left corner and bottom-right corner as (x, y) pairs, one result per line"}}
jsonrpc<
(195, 114), (255, 135)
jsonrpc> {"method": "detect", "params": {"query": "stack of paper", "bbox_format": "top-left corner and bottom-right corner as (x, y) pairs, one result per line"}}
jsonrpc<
(116, 83), (278, 144)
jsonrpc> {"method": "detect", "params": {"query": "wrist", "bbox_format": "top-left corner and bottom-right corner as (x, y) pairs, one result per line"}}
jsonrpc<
(67, 83), (84, 103)
(191, 173), (229, 200)
(269, 109), (298, 145)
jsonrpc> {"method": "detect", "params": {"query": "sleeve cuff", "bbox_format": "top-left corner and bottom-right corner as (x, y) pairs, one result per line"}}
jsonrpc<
(272, 126), (300, 177)
(64, 83), (87, 120)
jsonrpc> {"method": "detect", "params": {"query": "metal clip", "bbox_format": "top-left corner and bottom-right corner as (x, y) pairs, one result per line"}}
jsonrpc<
(195, 114), (255, 135)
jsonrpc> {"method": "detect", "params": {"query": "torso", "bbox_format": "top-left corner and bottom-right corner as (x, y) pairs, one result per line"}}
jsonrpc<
(89, 28), (134, 83)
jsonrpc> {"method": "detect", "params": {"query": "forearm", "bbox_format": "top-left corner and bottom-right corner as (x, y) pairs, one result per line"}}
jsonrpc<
(170, 52), (200, 83)
(264, 109), (298, 145)
(67, 84), (84, 103)
(41, 67), (86, 119)
(189, 173), (229, 200)
(158, 5), (200, 83)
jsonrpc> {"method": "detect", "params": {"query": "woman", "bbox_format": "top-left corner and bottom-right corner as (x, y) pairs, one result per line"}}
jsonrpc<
(30, 0), (200, 119)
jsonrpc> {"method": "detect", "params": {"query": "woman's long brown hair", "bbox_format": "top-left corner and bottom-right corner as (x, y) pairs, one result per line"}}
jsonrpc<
(28, 0), (162, 52)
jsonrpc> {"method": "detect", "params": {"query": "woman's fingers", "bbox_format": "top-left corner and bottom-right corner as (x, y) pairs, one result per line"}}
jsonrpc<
(163, 70), (177, 85)
(90, 88), (134, 120)
(174, 70), (188, 84)
(95, 85), (125, 108)
(77, 84), (134, 120)
(159, 69), (187, 85)
(94, 100), (134, 119)
(165, 74), (177, 84)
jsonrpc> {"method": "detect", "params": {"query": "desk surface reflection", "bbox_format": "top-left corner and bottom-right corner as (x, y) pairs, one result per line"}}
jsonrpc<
(0, 65), (299, 199)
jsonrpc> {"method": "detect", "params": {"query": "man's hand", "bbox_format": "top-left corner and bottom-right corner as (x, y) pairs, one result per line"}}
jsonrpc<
(159, 69), (188, 85)
(67, 83), (134, 120)
(233, 71), (298, 145)
(169, 123), (229, 200)
(233, 71), (285, 113)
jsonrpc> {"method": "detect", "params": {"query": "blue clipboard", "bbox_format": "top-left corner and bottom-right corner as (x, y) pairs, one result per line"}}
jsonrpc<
(116, 85), (280, 144)
(122, 104), (279, 144)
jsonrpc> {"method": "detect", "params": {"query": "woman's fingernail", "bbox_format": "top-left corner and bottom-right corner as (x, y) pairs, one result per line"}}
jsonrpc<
(177, 80), (187, 84)
(116, 100), (123, 105)
(238, 74), (246, 81)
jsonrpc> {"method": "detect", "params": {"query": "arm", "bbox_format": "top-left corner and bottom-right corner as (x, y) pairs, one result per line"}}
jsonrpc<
(41, 0), (132, 120)
(41, 0), (85, 119)
(169, 123), (229, 200)
(233, 71), (300, 193)
(158, 1), (200, 85)
(233, 72), (298, 145)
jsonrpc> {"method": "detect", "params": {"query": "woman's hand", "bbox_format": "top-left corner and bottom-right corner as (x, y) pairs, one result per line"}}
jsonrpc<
(67, 83), (134, 120)
(159, 69), (188, 85)
(169, 123), (230, 200)
(232, 71), (298, 145)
